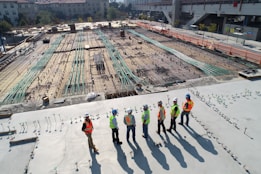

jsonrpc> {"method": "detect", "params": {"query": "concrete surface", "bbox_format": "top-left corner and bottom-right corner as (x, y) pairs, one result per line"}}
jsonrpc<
(0, 77), (261, 174)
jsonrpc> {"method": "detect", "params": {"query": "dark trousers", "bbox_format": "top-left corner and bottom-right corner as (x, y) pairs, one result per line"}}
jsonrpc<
(143, 124), (148, 138)
(158, 120), (166, 133)
(180, 111), (190, 125)
(127, 125), (136, 141)
(112, 128), (120, 143)
(169, 117), (177, 130)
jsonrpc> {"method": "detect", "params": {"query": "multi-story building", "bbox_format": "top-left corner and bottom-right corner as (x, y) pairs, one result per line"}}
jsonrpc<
(0, 0), (109, 26)
(0, 0), (19, 26)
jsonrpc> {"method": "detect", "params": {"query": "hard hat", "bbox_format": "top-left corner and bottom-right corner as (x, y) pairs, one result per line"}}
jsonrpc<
(158, 101), (162, 105)
(126, 108), (132, 114)
(143, 104), (148, 110)
(112, 109), (117, 115)
(173, 97), (178, 102)
(186, 94), (190, 99)
(84, 113), (89, 118)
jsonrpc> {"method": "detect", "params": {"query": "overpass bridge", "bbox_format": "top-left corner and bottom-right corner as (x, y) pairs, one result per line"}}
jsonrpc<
(128, 0), (261, 40)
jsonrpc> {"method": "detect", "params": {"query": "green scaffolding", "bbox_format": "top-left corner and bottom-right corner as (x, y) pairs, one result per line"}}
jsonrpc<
(128, 29), (230, 76)
(1, 35), (64, 105)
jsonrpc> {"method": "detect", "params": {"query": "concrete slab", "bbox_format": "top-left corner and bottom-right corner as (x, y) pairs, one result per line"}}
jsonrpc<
(0, 78), (260, 174)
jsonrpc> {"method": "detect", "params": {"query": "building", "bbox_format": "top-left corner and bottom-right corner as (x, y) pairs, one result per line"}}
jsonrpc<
(0, 0), (109, 26)
(0, 0), (19, 26)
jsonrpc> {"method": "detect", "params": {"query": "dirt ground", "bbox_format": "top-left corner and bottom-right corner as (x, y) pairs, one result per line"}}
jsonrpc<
(0, 27), (258, 110)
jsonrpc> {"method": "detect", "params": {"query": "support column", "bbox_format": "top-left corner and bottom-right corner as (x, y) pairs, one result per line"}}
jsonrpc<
(171, 0), (181, 27)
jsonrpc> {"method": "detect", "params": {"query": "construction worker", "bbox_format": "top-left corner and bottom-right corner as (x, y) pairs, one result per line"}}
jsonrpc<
(167, 97), (180, 133)
(82, 113), (98, 153)
(179, 94), (194, 126)
(141, 104), (150, 138)
(157, 101), (166, 134)
(110, 109), (122, 145)
(123, 108), (136, 142)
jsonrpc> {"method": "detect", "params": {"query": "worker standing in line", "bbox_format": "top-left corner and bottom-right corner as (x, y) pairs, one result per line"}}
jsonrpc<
(110, 109), (122, 145)
(167, 97), (180, 133)
(157, 101), (166, 134)
(82, 113), (98, 153)
(141, 104), (150, 139)
(179, 94), (194, 126)
(123, 108), (136, 142)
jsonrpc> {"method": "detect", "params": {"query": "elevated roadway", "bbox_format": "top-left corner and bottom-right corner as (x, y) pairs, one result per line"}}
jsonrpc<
(130, 0), (261, 28)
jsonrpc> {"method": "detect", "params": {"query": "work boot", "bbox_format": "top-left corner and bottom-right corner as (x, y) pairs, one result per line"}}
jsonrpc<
(117, 141), (122, 145)
(167, 129), (171, 133)
(178, 122), (183, 126)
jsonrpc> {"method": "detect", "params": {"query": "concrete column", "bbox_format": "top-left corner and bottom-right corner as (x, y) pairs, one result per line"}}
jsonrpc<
(171, 0), (181, 27)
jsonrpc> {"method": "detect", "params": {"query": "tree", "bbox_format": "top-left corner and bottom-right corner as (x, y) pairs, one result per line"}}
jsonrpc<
(18, 13), (29, 26)
(78, 17), (83, 23)
(0, 20), (12, 33)
(87, 17), (93, 23)
(36, 11), (53, 25)
(107, 7), (118, 20)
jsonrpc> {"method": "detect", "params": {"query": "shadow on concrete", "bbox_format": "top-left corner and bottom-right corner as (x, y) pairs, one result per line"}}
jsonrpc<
(184, 126), (218, 155)
(145, 135), (169, 170)
(90, 151), (101, 174)
(114, 143), (134, 174)
(164, 133), (187, 168)
(128, 141), (152, 174)
(172, 131), (205, 162)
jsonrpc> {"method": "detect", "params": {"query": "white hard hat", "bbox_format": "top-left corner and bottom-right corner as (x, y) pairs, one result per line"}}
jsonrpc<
(126, 108), (132, 114)
(84, 113), (89, 118)
(173, 97), (178, 102)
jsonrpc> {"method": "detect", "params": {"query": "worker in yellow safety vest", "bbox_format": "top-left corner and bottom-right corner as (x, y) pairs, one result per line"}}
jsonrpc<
(141, 104), (150, 139)
(167, 97), (180, 133)
(179, 94), (194, 126)
(123, 108), (136, 142)
(110, 109), (122, 145)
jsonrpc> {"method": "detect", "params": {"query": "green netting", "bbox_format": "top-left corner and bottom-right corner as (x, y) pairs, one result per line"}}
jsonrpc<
(1, 35), (64, 105)
(95, 30), (146, 90)
(128, 29), (230, 76)
(64, 31), (85, 96)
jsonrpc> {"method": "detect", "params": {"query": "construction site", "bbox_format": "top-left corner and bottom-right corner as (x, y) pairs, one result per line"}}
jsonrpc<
(0, 21), (260, 113)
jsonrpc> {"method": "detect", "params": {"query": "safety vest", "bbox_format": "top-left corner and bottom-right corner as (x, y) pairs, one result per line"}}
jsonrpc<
(124, 114), (134, 126)
(183, 99), (194, 112)
(109, 115), (116, 129)
(170, 104), (180, 118)
(157, 106), (166, 121)
(84, 120), (93, 134)
(142, 110), (150, 125)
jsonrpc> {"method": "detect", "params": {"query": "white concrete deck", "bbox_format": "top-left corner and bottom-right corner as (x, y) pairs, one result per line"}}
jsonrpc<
(0, 78), (261, 174)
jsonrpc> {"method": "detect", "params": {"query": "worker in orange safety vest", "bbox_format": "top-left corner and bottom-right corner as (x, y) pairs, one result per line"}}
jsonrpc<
(157, 101), (166, 135)
(123, 108), (136, 142)
(179, 94), (194, 126)
(82, 113), (98, 153)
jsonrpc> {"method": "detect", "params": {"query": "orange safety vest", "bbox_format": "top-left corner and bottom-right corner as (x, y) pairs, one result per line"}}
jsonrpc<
(183, 99), (194, 112)
(157, 106), (166, 121)
(125, 115), (134, 126)
(84, 120), (93, 134)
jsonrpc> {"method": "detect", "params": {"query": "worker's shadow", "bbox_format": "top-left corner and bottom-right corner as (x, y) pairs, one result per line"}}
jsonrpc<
(172, 131), (205, 162)
(184, 126), (218, 155)
(90, 151), (101, 174)
(145, 135), (169, 170)
(163, 133), (187, 168)
(114, 143), (134, 174)
(128, 141), (152, 174)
